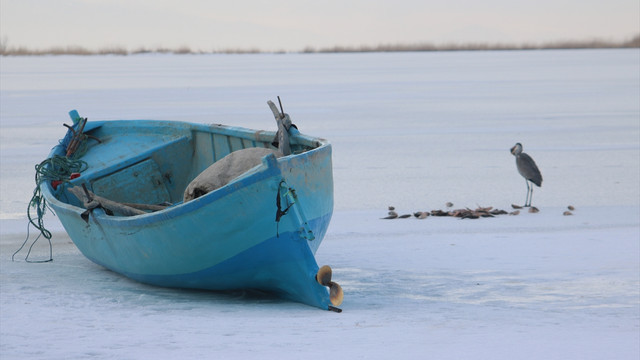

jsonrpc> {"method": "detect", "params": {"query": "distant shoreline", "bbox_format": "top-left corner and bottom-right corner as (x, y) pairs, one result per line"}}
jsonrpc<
(1, 35), (638, 56)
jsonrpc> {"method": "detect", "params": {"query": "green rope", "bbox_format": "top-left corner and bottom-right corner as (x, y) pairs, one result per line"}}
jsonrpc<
(14, 155), (88, 262)
(34, 155), (88, 187)
(29, 155), (88, 236)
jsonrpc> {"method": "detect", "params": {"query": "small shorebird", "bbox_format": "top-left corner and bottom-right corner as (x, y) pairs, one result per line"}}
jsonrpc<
(510, 143), (542, 207)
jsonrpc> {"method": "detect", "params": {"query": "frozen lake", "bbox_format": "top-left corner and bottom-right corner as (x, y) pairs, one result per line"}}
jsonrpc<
(1, 49), (639, 359)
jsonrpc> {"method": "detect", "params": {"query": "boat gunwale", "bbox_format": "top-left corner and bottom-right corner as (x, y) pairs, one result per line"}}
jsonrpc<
(82, 119), (328, 149)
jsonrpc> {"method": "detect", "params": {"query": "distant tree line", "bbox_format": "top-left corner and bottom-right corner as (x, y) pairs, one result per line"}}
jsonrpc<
(1, 35), (638, 56)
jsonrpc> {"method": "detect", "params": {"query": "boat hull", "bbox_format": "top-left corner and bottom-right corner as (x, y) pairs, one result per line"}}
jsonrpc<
(42, 119), (335, 309)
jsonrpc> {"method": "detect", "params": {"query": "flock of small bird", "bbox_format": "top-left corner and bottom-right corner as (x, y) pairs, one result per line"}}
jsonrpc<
(382, 204), (576, 220)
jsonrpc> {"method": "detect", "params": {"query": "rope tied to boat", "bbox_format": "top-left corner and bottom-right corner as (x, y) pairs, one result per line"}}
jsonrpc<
(14, 117), (92, 262)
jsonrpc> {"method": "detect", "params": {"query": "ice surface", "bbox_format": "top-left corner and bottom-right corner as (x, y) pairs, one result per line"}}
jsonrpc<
(1, 49), (639, 359)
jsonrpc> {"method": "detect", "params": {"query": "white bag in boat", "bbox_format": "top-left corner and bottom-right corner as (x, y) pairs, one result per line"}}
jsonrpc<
(183, 147), (283, 202)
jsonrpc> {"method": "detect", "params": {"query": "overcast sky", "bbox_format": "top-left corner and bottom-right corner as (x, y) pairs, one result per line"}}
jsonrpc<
(1, 0), (638, 51)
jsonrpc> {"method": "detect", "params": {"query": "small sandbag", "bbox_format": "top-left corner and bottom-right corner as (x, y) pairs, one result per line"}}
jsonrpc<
(183, 148), (283, 202)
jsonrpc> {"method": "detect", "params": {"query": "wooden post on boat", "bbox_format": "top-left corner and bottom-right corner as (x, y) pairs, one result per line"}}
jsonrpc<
(268, 97), (292, 156)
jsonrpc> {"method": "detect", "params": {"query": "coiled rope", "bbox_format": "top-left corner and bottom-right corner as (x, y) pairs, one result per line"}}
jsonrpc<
(12, 151), (88, 262)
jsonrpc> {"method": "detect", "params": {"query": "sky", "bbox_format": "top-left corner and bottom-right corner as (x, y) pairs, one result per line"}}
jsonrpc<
(1, 0), (639, 52)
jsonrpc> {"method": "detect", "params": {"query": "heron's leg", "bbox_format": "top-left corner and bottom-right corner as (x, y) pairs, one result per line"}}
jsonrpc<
(524, 180), (531, 207)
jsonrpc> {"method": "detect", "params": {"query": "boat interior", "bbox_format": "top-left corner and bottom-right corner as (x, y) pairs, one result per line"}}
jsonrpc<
(57, 121), (322, 214)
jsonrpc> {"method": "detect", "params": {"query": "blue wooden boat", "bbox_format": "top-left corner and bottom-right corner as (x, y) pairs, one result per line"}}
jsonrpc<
(40, 103), (342, 311)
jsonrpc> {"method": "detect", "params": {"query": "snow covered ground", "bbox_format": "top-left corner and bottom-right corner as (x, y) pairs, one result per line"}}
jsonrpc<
(1, 49), (639, 359)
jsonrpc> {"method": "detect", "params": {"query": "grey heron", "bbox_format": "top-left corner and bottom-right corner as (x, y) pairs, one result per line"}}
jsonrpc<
(510, 143), (542, 207)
